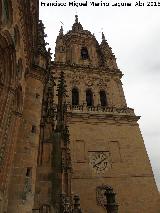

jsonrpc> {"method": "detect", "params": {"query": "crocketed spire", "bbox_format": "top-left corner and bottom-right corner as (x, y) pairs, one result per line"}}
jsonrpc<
(37, 20), (48, 54)
(59, 25), (63, 36)
(102, 32), (106, 41)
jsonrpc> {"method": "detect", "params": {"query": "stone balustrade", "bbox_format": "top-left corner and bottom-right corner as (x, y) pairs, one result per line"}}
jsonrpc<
(65, 104), (135, 115)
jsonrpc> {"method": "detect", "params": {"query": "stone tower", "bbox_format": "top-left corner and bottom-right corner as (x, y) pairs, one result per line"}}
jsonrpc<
(1, 1), (160, 211)
(51, 15), (160, 213)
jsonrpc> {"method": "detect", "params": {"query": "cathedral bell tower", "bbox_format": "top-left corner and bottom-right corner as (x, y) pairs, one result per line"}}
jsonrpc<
(52, 15), (160, 213)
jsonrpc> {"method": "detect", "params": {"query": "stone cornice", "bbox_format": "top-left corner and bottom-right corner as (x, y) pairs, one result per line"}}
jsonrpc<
(72, 173), (154, 179)
(52, 62), (123, 78)
(67, 112), (140, 123)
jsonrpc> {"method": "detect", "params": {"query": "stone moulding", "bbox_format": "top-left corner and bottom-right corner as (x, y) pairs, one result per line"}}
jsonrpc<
(52, 62), (123, 77)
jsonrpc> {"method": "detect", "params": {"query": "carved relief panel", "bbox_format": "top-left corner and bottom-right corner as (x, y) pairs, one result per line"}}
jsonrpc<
(88, 151), (111, 174)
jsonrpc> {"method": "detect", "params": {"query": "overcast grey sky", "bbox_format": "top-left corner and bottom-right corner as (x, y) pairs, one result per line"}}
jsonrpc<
(39, 0), (160, 190)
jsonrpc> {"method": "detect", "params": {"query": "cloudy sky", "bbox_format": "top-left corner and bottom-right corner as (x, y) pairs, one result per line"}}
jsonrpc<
(39, 0), (160, 190)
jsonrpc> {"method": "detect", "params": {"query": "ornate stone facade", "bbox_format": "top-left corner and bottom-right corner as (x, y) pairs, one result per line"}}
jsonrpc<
(0, 2), (160, 213)
(0, 1), (50, 212)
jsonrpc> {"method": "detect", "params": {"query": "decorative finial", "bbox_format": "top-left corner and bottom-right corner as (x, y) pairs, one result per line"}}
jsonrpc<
(75, 15), (78, 23)
(59, 26), (63, 36)
(48, 47), (51, 54)
(72, 15), (83, 31)
(48, 47), (53, 57)
(102, 32), (106, 41)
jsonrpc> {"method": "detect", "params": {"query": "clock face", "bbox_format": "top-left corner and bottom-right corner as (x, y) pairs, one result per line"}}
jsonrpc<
(89, 151), (111, 174)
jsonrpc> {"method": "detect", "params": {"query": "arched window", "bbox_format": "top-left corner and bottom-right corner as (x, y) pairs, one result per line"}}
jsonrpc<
(72, 88), (79, 105)
(81, 47), (89, 60)
(100, 90), (107, 106)
(86, 89), (93, 106)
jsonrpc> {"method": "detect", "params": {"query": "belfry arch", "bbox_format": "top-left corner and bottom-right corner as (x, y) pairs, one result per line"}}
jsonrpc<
(99, 90), (107, 106)
(86, 89), (93, 106)
(72, 87), (79, 106)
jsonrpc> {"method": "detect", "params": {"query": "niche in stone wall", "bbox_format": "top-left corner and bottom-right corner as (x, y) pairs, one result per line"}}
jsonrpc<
(26, 167), (32, 177)
(31, 125), (36, 133)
